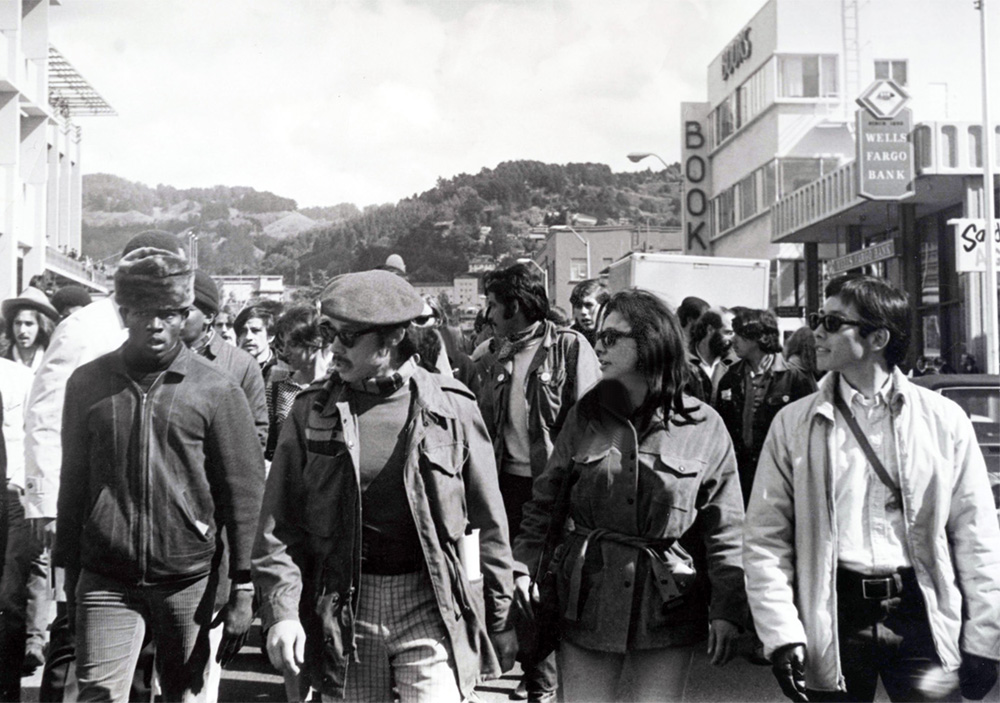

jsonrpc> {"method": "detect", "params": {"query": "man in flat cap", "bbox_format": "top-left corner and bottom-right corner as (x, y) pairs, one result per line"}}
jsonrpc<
(52, 243), (265, 701)
(253, 270), (517, 702)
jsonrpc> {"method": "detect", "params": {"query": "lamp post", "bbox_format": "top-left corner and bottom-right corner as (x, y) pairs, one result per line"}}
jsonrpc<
(628, 151), (687, 249)
(516, 257), (549, 301)
(978, 0), (998, 373)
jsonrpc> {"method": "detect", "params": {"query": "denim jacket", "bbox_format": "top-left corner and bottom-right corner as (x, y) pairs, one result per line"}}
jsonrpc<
(513, 382), (747, 653)
(52, 344), (266, 585)
(252, 367), (513, 700)
(475, 321), (601, 476)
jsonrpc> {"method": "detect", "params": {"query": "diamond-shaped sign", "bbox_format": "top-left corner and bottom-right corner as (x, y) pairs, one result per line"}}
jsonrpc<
(856, 79), (910, 119)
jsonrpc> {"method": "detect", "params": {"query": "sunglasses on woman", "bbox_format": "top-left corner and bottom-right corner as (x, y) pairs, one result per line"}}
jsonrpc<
(596, 328), (639, 348)
(807, 312), (867, 334)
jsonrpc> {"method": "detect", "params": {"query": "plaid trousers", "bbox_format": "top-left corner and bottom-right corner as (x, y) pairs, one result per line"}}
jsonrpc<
(323, 569), (462, 703)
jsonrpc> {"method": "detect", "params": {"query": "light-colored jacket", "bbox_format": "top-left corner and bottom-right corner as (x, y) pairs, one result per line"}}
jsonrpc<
(23, 298), (126, 519)
(744, 369), (1000, 692)
(0, 357), (33, 489)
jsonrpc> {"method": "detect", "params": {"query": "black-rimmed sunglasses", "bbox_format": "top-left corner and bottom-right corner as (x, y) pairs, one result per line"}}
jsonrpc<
(808, 312), (866, 334)
(331, 326), (381, 348)
(596, 329), (639, 348)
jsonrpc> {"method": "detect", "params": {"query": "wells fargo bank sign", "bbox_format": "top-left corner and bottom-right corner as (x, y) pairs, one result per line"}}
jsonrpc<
(855, 79), (915, 201)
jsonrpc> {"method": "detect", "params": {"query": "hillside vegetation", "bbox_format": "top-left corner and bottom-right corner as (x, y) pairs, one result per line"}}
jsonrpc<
(82, 160), (682, 284)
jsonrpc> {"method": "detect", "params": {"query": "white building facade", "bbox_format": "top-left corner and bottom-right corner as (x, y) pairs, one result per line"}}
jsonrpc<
(0, 0), (113, 302)
(683, 0), (999, 367)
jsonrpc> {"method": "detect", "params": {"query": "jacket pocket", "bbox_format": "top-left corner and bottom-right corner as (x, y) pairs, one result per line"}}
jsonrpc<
(650, 455), (704, 536)
(80, 486), (130, 567)
(421, 442), (468, 543)
(535, 366), (568, 430)
(317, 590), (355, 692)
(302, 449), (352, 538)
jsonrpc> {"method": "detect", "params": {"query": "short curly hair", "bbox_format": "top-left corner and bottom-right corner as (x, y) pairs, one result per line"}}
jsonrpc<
(732, 308), (781, 354)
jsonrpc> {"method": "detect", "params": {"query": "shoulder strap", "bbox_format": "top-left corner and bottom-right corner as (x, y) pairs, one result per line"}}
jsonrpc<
(833, 387), (901, 503)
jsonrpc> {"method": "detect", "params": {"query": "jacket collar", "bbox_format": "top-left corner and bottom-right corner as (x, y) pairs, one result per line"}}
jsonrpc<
(111, 341), (193, 381)
(811, 366), (908, 422)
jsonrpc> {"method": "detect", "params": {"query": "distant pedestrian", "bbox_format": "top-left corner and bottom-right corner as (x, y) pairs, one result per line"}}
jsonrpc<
(715, 308), (816, 504)
(744, 275), (1000, 702)
(49, 286), (92, 320)
(688, 308), (736, 404)
(53, 243), (265, 701)
(235, 302), (284, 383)
(2, 287), (58, 371)
(677, 295), (710, 350)
(783, 325), (820, 381)
(569, 279), (608, 348)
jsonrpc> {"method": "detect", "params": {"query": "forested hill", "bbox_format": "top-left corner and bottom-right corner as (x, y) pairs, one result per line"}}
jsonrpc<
(81, 160), (682, 285)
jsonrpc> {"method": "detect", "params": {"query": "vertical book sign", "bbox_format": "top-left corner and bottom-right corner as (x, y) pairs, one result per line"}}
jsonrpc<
(681, 102), (711, 254)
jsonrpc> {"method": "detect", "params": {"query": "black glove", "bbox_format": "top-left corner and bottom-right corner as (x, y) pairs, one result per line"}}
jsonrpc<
(771, 643), (809, 702)
(213, 589), (254, 668)
(960, 652), (999, 700)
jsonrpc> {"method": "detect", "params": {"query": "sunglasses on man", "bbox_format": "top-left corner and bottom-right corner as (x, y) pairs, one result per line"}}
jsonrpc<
(807, 312), (871, 334)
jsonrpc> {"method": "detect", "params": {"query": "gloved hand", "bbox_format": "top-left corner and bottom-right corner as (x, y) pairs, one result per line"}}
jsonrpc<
(960, 651), (999, 700)
(213, 589), (254, 667)
(771, 643), (809, 702)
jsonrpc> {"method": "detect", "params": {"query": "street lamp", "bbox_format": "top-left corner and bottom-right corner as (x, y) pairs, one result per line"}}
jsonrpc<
(516, 257), (549, 300)
(627, 151), (672, 171)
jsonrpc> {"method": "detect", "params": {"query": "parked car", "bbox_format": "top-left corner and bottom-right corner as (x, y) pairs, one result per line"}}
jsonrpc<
(911, 374), (1000, 520)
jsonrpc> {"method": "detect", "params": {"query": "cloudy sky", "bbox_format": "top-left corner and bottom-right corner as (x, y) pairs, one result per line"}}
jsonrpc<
(49, 1), (761, 208)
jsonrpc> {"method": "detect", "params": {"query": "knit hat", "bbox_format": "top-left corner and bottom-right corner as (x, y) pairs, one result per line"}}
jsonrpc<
(50, 285), (92, 315)
(192, 270), (220, 314)
(114, 247), (194, 311)
(2, 286), (59, 323)
(320, 270), (424, 326)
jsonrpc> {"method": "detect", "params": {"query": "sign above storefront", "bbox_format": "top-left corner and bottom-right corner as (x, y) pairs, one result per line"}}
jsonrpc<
(949, 218), (1000, 272)
(826, 239), (897, 275)
(856, 79), (910, 119)
(721, 27), (752, 81)
(856, 106), (915, 201)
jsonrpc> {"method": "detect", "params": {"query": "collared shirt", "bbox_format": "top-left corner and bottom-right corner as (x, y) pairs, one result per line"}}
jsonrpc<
(742, 353), (775, 449)
(834, 374), (911, 574)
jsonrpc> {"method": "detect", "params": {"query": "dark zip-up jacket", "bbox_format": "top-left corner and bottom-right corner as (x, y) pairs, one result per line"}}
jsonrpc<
(53, 344), (265, 585)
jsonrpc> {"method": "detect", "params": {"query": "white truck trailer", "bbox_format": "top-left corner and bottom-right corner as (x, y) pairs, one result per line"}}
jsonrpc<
(605, 252), (771, 312)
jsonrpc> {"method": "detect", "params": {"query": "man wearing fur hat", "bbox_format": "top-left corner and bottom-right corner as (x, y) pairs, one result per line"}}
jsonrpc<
(253, 270), (517, 702)
(52, 244), (265, 701)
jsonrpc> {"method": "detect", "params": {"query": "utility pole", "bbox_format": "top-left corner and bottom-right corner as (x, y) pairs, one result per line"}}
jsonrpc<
(979, 0), (999, 372)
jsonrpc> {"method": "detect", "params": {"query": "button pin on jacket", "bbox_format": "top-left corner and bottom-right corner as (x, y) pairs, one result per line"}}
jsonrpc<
(497, 373), (505, 382)
(782, 395), (790, 402)
(539, 371), (551, 382)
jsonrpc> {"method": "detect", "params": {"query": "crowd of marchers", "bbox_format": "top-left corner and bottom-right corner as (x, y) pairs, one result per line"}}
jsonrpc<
(0, 230), (996, 703)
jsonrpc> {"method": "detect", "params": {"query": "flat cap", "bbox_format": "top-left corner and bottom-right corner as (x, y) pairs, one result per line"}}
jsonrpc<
(320, 270), (424, 326)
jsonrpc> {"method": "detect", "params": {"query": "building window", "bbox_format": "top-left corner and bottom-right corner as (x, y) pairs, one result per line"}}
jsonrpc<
(874, 59), (907, 86)
(941, 125), (958, 168)
(969, 125), (983, 168)
(711, 60), (774, 148)
(778, 157), (840, 197)
(778, 55), (838, 98)
(569, 258), (587, 281)
(712, 161), (777, 238)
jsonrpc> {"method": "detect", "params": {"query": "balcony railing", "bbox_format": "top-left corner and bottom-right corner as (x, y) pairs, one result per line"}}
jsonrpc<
(772, 160), (861, 242)
(46, 247), (111, 292)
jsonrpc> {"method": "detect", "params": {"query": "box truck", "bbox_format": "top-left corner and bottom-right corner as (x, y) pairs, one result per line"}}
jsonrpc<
(605, 252), (770, 311)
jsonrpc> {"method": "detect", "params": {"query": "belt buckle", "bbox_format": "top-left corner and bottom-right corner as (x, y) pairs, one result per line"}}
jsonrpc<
(861, 577), (891, 600)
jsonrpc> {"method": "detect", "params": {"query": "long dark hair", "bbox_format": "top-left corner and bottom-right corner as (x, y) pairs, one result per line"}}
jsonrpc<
(603, 290), (699, 425)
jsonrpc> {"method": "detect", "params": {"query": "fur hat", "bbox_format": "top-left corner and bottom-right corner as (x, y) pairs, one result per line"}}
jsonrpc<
(114, 247), (194, 311)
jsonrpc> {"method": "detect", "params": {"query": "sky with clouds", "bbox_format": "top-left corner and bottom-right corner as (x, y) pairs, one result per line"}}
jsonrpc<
(49, 1), (762, 208)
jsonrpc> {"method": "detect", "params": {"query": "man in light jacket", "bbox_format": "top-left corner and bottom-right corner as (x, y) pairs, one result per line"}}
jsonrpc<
(744, 274), (1000, 702)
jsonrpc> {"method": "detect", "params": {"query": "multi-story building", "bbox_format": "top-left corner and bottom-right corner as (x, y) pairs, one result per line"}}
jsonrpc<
(532, 223), (682, 311)
(214, 274), (284, 309)
(0, 1), (114, 301)
(683, 0), (998, 367)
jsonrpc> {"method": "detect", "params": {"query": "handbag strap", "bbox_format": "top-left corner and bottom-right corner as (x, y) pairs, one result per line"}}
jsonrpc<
(833, 384), (901, 504)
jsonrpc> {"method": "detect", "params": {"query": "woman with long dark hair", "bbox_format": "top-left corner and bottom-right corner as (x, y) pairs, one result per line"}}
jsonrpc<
(512, 289), (747, 702)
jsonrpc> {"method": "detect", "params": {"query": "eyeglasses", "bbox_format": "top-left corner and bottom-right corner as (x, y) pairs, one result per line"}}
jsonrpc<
(596, 328), (639, 348)
(808, 312), (867, 334)
(331, 326), (381, 348)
